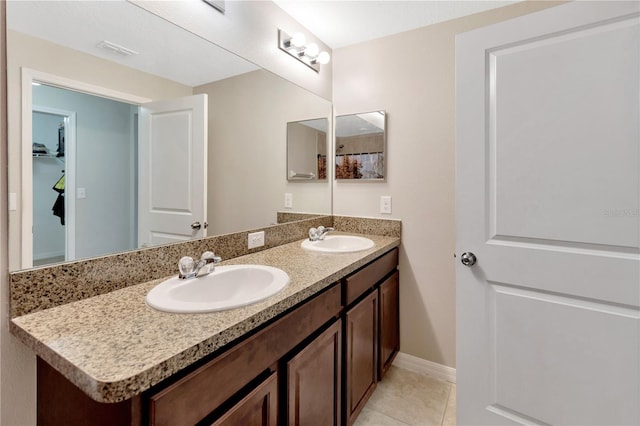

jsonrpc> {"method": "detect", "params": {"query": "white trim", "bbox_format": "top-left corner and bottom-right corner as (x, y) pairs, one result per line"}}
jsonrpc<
(32, 250), (65, 261)
(24, 68), (151, 105)
(392, 352), (457, 384)
(33, 106), (76, 262)
(21, 69), (34, 269)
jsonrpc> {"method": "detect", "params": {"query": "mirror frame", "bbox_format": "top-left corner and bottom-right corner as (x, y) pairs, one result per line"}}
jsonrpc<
(335, 110), (386, 181)
(286, 118), (329, 182)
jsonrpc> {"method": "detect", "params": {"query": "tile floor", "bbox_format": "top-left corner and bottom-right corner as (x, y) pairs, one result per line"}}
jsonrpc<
(354, 366), (456, 426)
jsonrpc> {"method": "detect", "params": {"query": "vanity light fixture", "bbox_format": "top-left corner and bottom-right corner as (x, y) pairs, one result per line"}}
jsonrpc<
(278, 29), (330, 73)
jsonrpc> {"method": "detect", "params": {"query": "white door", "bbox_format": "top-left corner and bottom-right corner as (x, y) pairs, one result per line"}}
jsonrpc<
(456, 2), (639, 425)
(138, 94), (208, 247)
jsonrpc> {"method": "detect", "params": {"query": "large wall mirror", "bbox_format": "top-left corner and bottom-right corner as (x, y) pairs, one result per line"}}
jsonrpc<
(335, 111), (386, 180)
(6, 1), (332, 271)
(287, 118), (328, 181)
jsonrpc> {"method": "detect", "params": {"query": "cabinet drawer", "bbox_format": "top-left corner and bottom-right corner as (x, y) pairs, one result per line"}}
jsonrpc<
(148, 283), (342, 426)
(344, 249), (398, 306)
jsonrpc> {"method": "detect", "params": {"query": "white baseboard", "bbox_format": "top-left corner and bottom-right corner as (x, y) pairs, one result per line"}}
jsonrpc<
(392, 352), (456, 384)
(33, 250), (65, 261)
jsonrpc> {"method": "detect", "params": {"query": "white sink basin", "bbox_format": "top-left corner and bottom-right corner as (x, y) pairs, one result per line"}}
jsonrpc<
(301, 235), (375, 253)
(146, 265), (289, 313)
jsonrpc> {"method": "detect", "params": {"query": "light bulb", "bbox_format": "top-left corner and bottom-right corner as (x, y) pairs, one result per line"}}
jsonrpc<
(317, 51), (330, 65)
(290, 32), (306, 48)
(305, 43), (319, 58)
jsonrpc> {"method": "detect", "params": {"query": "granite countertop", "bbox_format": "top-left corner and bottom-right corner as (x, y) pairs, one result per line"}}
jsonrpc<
(10, 234), (399, 403)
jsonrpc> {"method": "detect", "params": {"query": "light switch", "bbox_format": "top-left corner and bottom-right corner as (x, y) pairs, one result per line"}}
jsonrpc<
(380, 196), (392, 214)
(77, 188), (86, 199)
(8, 193), (17, 211)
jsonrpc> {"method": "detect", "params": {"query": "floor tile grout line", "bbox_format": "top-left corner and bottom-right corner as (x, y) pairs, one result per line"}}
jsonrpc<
(364, 406), (412, 425)
(439, 383), (452, 425)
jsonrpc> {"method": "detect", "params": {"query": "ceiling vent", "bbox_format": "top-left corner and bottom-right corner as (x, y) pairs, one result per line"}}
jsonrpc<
(96, 40), (139, 57)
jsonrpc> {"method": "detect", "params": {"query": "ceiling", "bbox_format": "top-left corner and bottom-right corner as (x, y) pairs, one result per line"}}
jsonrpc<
(6, 1), (258, 87)
(273, 0), (521, 49)
(7, 0), (521, 87)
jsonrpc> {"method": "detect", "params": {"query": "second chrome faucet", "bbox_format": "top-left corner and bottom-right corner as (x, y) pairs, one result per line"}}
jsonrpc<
(308, 225), (334, 241)
(178, 251), (222, 279)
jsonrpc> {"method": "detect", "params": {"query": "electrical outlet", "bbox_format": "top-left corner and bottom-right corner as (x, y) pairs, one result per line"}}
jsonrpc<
(284, 193), (293, 209)
(380, 196), (392, 214)
(248, 231), (265, 249)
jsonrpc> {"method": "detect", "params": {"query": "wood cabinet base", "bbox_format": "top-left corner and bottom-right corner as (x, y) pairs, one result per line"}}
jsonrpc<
(36, 248), (400, 426)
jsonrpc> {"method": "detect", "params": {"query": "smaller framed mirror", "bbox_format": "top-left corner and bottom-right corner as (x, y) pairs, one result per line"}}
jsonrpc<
(287, 118), (328, 181)
(335, 111), (386, 180)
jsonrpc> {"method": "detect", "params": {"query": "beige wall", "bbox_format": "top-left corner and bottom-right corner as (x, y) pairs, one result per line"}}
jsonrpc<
(194, 70), (332, 235)
(2, 5), (38, 425)
(332, 1), (562, 368)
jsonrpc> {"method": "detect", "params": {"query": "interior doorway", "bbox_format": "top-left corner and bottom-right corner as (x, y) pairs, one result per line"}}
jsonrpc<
(29, 82), (140, 266)
(31, 107), (72, 266)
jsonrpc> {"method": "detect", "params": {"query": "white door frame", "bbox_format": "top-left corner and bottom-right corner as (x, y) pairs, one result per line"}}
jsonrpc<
(20, 68), (150, 268)
(32, 105), (76, 262)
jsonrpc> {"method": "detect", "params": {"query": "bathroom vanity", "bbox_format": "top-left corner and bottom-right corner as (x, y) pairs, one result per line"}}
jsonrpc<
(10, 231), (400, 426)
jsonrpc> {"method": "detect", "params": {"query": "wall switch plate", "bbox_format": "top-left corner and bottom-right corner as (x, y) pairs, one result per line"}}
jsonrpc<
(380, 196), (392, 214)
(284, 193), (293, 209)
(77, 188), (87, 199)
(248, 231), (265, 249)
(8, 193), (17, 211)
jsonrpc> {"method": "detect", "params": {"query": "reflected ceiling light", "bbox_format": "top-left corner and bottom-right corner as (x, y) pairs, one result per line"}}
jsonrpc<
(278, 29), (330, 73)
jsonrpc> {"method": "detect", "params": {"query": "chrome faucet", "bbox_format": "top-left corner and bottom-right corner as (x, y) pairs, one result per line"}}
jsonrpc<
(178, 251), (222, 279)
(308, 225), (334, 241)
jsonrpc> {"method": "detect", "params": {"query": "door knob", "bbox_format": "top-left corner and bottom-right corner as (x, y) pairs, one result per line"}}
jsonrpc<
(461, 252), (477, 267)
(190, 221), (202, 230)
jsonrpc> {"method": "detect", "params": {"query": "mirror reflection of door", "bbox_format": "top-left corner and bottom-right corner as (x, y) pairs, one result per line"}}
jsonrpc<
(32, 109), (68, 266)
(138, 94), (208, 247)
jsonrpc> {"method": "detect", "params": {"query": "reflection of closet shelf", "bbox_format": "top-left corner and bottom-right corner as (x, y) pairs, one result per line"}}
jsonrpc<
(33, 153), (64, 159)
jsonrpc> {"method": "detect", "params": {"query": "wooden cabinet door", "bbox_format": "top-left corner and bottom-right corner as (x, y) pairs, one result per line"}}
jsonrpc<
(345, 290), (378, 425)
(287, 320), (342, 426)
(379, 271), (399, 379)
(211, 372), (278, 426)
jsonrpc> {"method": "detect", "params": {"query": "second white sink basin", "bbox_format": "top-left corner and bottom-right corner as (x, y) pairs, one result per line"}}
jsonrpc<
(146, 265), (289, 314)
(301, 235), (375, 253)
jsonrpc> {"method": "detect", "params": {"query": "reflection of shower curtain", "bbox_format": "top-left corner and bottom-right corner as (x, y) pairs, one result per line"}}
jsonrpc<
(52, 174), (65, 225)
